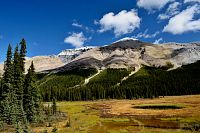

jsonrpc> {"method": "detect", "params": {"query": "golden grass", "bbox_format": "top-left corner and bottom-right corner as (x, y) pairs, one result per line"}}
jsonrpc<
(2, 95), (200, 133)
(105, 95), (200, 118)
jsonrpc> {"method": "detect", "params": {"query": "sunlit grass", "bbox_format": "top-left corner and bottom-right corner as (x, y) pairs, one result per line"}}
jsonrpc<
(14, 95), (200, 133)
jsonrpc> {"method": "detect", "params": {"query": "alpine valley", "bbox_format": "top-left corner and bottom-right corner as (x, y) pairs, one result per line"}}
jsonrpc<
(2, 38), (200, 101)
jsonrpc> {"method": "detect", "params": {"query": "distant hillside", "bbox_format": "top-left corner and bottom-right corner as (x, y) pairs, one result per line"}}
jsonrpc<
(0, 46), (94, 74)
(38, 61), (200, 101)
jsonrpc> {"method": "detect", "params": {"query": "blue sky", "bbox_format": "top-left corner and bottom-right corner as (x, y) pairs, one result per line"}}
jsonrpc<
(0, 0), (200, 62)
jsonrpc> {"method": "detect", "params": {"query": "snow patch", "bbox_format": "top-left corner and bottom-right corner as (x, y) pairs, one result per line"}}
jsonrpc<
(113, 37), (138, 44)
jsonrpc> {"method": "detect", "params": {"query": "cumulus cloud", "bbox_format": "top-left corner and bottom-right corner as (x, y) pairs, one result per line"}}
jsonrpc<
(163, 5), (200, 34)
(64, 32), (88, 48)
(158, 2), (181, 20)
(184, 0), (200, 3)
(137, 0), (174, 11)
(153, 38), (163, 44)
(97, 9), (141, 37)
(134, 29), (159, 39)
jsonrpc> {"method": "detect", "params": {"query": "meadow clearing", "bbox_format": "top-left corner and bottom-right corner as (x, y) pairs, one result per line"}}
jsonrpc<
(2, 95), (200, 133)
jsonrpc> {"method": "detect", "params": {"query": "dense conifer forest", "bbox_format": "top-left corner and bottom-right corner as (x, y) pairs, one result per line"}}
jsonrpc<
(37, 68), (97, 101)
(38, 61), (200, 101)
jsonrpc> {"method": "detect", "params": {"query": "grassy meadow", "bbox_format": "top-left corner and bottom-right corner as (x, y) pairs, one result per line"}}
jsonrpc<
(25, 95), (200, 133)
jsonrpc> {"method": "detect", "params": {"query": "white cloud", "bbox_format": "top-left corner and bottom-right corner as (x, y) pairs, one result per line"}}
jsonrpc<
(64, 32), (87, 48)
(72, 21), (94, 33)
(137, 0), (174, 11)
(153, 38), (163, 44)
(72, 22), (83, 28)
(97, 9), (141, 37)
(158, 2), (181, 20)
(184, 0), (200, 3)
(134, 29), (159, 38)
(163, 5), (200, 34)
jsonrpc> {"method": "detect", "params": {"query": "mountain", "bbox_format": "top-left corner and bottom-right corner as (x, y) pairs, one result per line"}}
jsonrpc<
(0, 46), (95, 75)
(50, 38), (200, 73)
(25, 38), (200, 101)
(58, 46), (95, 62)
(1, 38), (200, 77)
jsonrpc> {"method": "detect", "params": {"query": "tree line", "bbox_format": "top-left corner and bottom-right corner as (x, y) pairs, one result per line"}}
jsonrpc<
(0, 39), (42, 132)
(38, 62), (200, 101)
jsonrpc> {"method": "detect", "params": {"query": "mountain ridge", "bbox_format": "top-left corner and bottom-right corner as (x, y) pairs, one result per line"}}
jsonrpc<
(0, 39), (200, 75)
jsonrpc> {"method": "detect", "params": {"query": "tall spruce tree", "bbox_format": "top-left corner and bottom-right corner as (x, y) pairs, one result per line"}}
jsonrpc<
(0, 44), (13, 117)
(3, 44), (13, 83)
(12, 45), (26, 126)
(23, 61), (40, 122)
(19, 38), (27, 73)
(2, 44), (13, 99)
(13, 45), (24, 99)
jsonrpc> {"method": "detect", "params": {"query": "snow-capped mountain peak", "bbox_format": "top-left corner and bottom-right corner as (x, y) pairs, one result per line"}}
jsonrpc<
(58, 46), (96, 56)
(113, 37), (138, 44)
(58, 46), (96, 62)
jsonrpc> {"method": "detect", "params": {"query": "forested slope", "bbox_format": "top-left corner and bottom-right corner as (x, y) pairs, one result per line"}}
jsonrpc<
(37, 68), (97, 101)
(38, 61), (200, 101)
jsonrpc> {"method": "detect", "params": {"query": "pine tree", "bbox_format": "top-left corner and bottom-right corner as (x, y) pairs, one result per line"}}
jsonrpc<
(3, 44), (13, 83)
(13, 45), (24, 100)
(12, 45), (25, 126)
(2, 44), (13, 99)
(23, 61), (40, 122)
(0, 44), (13, 118)
(2, 84), (19, 125)
(19, 38), (27, 73)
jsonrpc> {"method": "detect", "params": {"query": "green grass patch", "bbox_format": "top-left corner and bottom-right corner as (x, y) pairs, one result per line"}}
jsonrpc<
(101, 118), (130, 123)
(161, 117), (200, 123)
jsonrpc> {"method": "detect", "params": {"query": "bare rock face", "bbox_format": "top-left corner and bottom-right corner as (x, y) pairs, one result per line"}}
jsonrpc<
(0, 55), (65, 75)
(52, 39), (200, 72)
(0, 46), (94, 75)
(25, 56), (65, 73)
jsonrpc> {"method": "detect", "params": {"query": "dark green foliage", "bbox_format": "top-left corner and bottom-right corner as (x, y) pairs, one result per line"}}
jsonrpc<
(3, 44), (13, 84)
(38, 68), (130, 101)
(23, 62), (40, 122)
(78, 68), (131, 100)
(38, 61), (200, 101)
(1, 85), (18, 124)
(38, 68), (97, 101)
(118, 61), (200, 99)
(19, 38), (27, 73)
(0, 39), (43, 132)
(13, 45), (24, 99)
(1, 44), (13, 101)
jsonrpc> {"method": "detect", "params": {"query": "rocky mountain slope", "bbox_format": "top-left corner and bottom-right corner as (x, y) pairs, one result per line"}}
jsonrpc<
(0, 39), (200, 75)
(35, 38), (200, 101)
(52, 38), (200, 72)
(0, 46), (94, 75)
